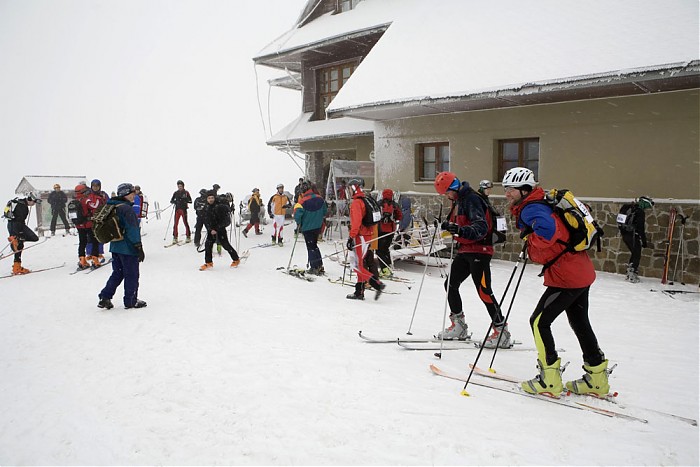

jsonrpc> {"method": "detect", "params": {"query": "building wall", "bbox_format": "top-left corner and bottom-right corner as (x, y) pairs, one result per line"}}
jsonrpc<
(374, 90), (699, 199)
(300, 136), (374, 188)
(402, 192), (700, 285)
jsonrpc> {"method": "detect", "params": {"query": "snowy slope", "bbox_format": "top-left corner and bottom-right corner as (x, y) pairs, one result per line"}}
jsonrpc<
(0, 216), (698, 465)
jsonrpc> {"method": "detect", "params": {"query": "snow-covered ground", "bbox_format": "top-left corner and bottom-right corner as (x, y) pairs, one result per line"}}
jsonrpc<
(1, 215), (698, 465)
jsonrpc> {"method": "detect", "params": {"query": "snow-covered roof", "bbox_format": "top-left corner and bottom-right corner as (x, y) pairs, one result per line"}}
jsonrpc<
(15, 175), (88, 194)
(267, 112), (373, 147)
(321, 0), (699, 116)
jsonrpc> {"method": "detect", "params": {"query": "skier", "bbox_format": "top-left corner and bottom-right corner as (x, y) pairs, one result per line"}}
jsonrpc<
(267, 183), (291, 245)
(434, 172), (510, 346)
(193, 188), (208, 248)
(345, 178), (385, 300)
(502, 167), (610, 397)
(47, 183), (71, 235)
(72, 183), (101, 270)
(242, 188), (264, 237)
(618, 196), (654, 283)
(293, 177), (305, 204)
(85, 179), (109, 265)
(97, 183), (146, 310)
(169, 180), (192, 244)
(293, 180), (328, 275)
(199, 191), (241, 270)
(5, 193), (41, 275)
(377, 188), (402, 277)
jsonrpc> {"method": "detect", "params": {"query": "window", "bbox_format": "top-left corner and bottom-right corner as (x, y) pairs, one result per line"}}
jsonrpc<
(498, 138), (539, 180)
(337, 0), (362, 13)
(418, 142), (450, 181)
(317, 61), (356, 118)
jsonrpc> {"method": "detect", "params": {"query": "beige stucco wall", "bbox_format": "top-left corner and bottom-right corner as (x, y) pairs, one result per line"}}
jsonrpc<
(374, 90), (699, 200)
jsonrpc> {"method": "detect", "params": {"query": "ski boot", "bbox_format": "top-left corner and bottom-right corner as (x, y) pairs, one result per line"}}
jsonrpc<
(98, 254), (106, 264)
(230, 259), (241, 268)
(12, 261), (30, 275)
(369, 277), (385, 300)
(97, 297), (114, 309)
(199, 262), (213, 271)
(565, 360), (611, 397)
(185, 236), (191, 243)
(126, 299), (147, 309)
(277, 237), (283, 246)
(271, 235), (276, 244)
(437, 312), (470, 340)
(346, 282), (365, 300)
(90, 256), (101, 268)
(483, 323), (512, 349)
(172, 237), (178, 245)
(522, 358), (563, 397)
(255, 231), (263, 235)
(379, 267), (392, 278)
(77, 256), (90, 270)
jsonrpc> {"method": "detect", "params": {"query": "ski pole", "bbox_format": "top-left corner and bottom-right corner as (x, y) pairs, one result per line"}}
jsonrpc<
(164, 205), (175, 241)
(406, 204), (443, 335)
(436, 234), (456, 359)
(460, 247), (529, 396)
(286, 230), (300, 271)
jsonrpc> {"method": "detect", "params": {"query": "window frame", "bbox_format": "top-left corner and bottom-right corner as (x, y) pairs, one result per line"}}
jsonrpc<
(497, 138), (540, 181)
(417, 142), (450, 182)
(315, 59), (358, 119)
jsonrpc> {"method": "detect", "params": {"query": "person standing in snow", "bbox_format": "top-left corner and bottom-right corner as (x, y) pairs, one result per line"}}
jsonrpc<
(267, 183), (291, 245)
(193, 188), (208, 248)
(5, 193), (41, 275)
(242, 188), (264, 237)
(199, 191), (240, 270)
(433, 172), (511, 347)
(618, 196), (654, 283)
(345, 178), (385, 300)
(48, 183), (71, 235)
(293, 180), (328, 275)
(72, 183), (101, 270)
(97, 183), (146, 310)
(502, 167), (611, 397)
(170, 180), (192, 244)
(377, 188), (402, 277)
(85, 179), (109, 267)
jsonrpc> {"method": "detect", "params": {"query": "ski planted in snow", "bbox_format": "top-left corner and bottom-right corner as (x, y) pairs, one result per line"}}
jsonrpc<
(429, 364), (647, 423)
(0, 263), (66, 279)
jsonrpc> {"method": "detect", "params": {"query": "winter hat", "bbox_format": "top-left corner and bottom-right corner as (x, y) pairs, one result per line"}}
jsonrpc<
(91, 179), (101, 187)
(382, 189), (394, 200)
(637, 196), (655, 210)
(117, 183), (135, 197)
(252, 188), (259, 193)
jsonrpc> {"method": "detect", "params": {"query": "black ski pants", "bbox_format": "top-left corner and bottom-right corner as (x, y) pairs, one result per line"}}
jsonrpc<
(50, 206), (71, 233)
(205, 229), (239, 263)
(302, 229), (323, 269)
(77, 227), (100, 259)
(377, 233), (393, 270)
(529, 286), (604, 367)
(194, 214), (205, 245)
(621, 232), (642, 271)
(7, 222), (39, 262)
(444, 252), (504, 325)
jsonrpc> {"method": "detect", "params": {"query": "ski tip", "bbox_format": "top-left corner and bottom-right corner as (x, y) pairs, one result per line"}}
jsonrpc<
(488, 368), (496, 374)
(460, 390), (471, 397)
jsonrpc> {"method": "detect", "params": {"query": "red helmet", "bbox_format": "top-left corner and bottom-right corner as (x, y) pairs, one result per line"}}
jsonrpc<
(74, 183), (88, 195)
(434, 172), (460, 195)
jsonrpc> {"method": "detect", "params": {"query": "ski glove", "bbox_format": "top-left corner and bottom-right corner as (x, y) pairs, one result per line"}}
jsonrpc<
(347, 237), (355, 250)
(134, 242), (145, 262)
(441, 221), (459, 235)
(519, 225), (534, 240)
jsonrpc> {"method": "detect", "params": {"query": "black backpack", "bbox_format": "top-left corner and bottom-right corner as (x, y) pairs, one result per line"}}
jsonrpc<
(67, 199), (87, 225)
(3, 199), (18, 220)
(361, 195), (382, 226)
(91, 204), (123, 243)
(617, 203), (636, 233)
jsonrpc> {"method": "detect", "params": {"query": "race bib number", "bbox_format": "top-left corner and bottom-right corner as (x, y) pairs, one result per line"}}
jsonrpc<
(496, 216), (507, 232)
(616, 213), (627, 224)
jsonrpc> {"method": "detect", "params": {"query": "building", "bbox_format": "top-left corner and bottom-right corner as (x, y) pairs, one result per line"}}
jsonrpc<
(253, 0), (700, 283)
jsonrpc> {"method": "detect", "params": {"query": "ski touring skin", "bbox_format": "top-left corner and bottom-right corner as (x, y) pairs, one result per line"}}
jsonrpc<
(0, 263), (66, 279)
(468, 364), (697, 426)
(429, 364), (647, 423)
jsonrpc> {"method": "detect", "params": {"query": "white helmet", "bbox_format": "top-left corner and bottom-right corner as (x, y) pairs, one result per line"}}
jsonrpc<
(502, 167), (537, 188)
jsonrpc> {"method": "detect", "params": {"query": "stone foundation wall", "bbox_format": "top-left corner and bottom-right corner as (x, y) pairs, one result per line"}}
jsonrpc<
(404, 193), (700, 286)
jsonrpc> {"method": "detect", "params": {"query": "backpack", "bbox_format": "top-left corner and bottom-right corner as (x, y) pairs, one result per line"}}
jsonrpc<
(91, 204), (123, 243)
(361, 195), (382, 226)
(3, 199), (18, 220)
(616, 203), (636, 233)
(67, 199), (87, 225)
(215, 202), (232, 228)
(534, 189), (604, 275)
(484, 201), (507, 246)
